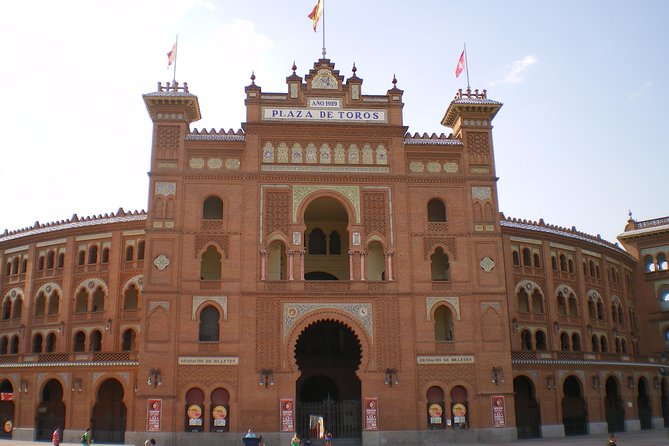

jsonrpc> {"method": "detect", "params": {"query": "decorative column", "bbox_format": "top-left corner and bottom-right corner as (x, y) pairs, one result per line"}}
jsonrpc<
(348, 250), (355, 281)
(386, 250), (394, 281)
(359, 251), (366, 281)
(260, 249), (267, 281)
(299, 249), (305, 281)
(288, 250), (295, 281)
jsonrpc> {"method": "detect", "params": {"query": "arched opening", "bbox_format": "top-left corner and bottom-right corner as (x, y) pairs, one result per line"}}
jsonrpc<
(121, 329), (136, 352)
(75, 288), (88, 313)
(91, 378), (127, 443)
(91, 287), (105, 312)
(535, 331), (547, 351)
(47, 291), (60, 315)
(365, 241), (385, 281)
(123, 285), (139, 310)
(35, 379), (65, 441)
(295, 320), (362, 440)
(430, 248), (450, 281)
(45, 333), (56, 353)
(0, 380), (14, 438)
(517, 289), (529, 313)
(434, 305), (454, 341)
(637, 378), (652, 430)
(426, 386), (445, 429)
(32, 333), (43, 353)
(450, 386), (469, 429)
(200, 245), (222, 281)
(520, 330), (532, 351)
(199, 306), (220, 342)
(561, 376), (587, 435)
(185, 388), (205, 432)
(203, 196), (223, 220)
(303, 197), (350, 280)
(35, 292), (47, 316)
(89, 330), (102, 352)
(210, 388), (230, 432)
(73, 331), (86, 352)
(604, 376), (625, 433)
(427, 199), (446, 222)
(514, 376), (541, 438)
(267, 240), (287, 281)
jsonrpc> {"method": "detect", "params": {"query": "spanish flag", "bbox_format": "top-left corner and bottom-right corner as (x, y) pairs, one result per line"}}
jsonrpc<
(455, 50), (465, 78)
(308, 0), (323, 32)
(167, 42), (177, 69)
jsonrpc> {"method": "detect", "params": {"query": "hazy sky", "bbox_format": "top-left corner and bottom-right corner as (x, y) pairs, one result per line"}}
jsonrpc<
(1, 0), (667, 244)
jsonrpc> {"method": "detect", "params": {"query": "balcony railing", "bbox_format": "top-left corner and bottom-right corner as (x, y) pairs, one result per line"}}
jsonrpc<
(0, 351), (138, 366)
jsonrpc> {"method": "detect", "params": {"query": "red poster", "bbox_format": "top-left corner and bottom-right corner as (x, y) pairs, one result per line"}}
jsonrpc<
(364, 398), (378, 430)
(491, 395), (505, 428)
(280, 399), (294, 432)
(147, 399), (162, 432)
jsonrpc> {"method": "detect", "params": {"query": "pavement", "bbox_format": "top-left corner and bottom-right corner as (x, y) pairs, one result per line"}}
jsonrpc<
(0, 429), (667, 446)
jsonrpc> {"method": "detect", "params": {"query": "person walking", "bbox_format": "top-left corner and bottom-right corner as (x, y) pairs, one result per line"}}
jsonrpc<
(608, 433), (617, 445)
(144, 438), (156, 446)
(291, 433), (301, 446)
(81, 428), (92, 446)
(52, 428), (61, 446)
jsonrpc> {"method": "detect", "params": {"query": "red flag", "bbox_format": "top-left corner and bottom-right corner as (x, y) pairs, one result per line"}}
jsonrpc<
(308, 0), (323, 32)
(167, 42), (177, 69)
(455, 50), (465, 78)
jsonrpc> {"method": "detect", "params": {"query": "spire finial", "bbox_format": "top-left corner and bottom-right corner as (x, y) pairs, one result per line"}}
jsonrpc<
(628, 209), (633, 220)
(292, 61), (297, 74)
(392, 74), (397, 87)
(250, 71), (256, 85)
(352, 62), (357, 74)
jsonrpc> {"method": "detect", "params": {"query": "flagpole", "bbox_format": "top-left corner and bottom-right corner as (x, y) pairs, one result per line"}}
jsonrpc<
(464, 42), (470, 91)
(321, 0), (326, 58)
(173, 34), (178, 84)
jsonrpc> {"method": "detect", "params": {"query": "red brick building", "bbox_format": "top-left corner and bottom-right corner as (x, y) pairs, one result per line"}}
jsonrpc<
(0, 58), (667, 445)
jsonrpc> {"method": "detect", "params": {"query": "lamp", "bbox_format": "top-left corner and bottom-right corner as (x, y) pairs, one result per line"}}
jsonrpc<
(259, 369), (274, 388)
(627, 376), (636, 389)
(384, 368), (399, 387)
(105, 318), (112, 331)
(592, 375), (601, 390)
(546, 375), (556, 390)
(17, 380), (29, 393)
(491, 367), (504, 385)
(148, 368), (162, 387)
(71, 377), (82, 392)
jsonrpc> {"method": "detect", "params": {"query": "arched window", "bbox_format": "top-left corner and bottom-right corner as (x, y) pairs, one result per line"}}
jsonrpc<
(557, 292), (567, 316)
(20, 259), (27, 274)
(78, 250), (86, 266)
(621, 339), (627, 354)
(568, 259), (574, 273)
(48, 291), (60, 315)
(600, 336), (608, 353)
(522, 248), (532, 266)
(91, 287), (104, 312)
(583, 262), (588, 276)
(34, 292), (47, 316)
(45, 333), (57, 353)
(427, 199), (446, 222)
(1, 299), (11, 320)
(89, 330), (102, 352)
(590, 260), (596, 277)
(430, 248), (450, 281)
(329, 231), (341, 255)
(521, 330), (532, 351)
(4, 262), (10, 277)
(200, 245), (222, 280)
(46, 251), (55, 269)
(611, 303), (617, 322)
(531, 290), (543, 314)
(75, 288), (88, 313)
(434, 305), (454, 341)
(591, 335), (599, 352)
(12, 298), (22, 319)
(517, 289), (530, 313)
(37, 256), (45, 271)
(572, 333), (581, 352)
(660, 287), (669, 302)
(88, 245), (98, 264)
(596, 300), (604, 320)
(203, 196), (224, 220)
(560, 332), (569, 351)
(123, 284), (139, 310)
(0, 337), (7, 354)
(267, 240), (287, 281)
(125, 245), (134, 261)
(12, 258), (19, 275)
(568, 295), (578, 317)
(199, 306), (220, 342)
(615, 337), (621, 353)
(551, 256), (557, 271)
(644, 255), (655, 272)
(535, 331), (547, 350)
(73, 331), (86, 352)
(122, 329), (136, 351)
(101, 247), (109, 264)
(658, 253), (668, 271)
(57, 253), (65, 269)
(32, 333), (43, 353)
(512, 251), (520, 266)
(588, 298), (596, 319)
(9, 335), (19, 354)
(365, 241), (385, 281)
(137, 241), (145, 260)
(308, 228), (327, 255)
(533, 253), (541, 268)
(450, 385), (469, 429)
(559, 254), (567, 272)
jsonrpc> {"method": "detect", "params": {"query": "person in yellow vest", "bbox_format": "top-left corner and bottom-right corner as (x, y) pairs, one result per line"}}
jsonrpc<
(81, 428), (91, 446)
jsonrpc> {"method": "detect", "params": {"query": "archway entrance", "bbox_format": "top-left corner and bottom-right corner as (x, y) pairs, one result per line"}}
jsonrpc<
(91, 378), (126, 443)
(0, 380), (14, 438)
(303, 197), (350, 280)
(604, 376), (625, 433)
(561, 376), (587, 436)
(295, 320), (362, 440)
(35, 379), (65, 441)
(637, 378), (652, 430)
(514, 376), (541, 438)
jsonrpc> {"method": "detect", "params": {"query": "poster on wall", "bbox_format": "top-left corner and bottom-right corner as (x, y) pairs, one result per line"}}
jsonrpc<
(428, 403), (444, 428)
(364, 398), (378, 430)
(186, 404), (204, 431)
(280, 399), (294, 432)
(211, 405), (229, 432)
(492, 395), (506, 427)
(147, 399), (162, 432)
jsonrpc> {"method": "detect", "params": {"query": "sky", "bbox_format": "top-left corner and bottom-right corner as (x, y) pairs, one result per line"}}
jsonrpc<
(1, 0), (668, 245)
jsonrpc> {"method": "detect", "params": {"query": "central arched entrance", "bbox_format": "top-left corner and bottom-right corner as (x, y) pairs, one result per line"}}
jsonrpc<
(514, 376), (541, 438)
(295, 320), (362, 440)
(35, 379), (65, 441)
(91, 378), (126, 443)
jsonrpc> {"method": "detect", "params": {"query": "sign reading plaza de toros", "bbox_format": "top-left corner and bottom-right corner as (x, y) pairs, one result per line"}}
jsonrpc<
(262, 98), (387, 123)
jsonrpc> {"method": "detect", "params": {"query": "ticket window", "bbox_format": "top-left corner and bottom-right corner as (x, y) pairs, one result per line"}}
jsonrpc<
(426, 386), (445, 429)
(210, 388), (230, 432)
(450, 385), (469, 429)
(185, 388), (205, 432)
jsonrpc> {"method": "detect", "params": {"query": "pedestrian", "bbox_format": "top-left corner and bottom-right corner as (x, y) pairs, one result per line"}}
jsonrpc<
(144, 438), (156, 446)
(608, 433), (617, 445)
(52, 427), (61, 446)
(291, 433), (301, 446)
(324, 431), (332, 446)
(81, 427), (91, 446)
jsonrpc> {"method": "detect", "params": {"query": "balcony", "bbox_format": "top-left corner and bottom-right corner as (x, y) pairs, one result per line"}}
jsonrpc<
(0, 351), (138, 366)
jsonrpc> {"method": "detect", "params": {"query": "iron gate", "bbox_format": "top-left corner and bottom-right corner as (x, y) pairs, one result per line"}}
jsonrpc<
(296, 400), (361, 440)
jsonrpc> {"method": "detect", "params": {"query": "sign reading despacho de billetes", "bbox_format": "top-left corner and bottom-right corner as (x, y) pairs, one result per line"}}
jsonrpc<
(262, 106), (387, 123)
(416, 355), (475, 364)
(178, 356), (239, 365)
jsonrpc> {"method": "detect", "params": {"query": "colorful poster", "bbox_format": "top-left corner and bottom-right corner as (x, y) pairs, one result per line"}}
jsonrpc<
(212, 405), (228, 427)
(187, 404), (203, 426)
(428, 403), (443, 425)
(147, 399), (162, 432)
(280, 399), (294, 432)
(492, 395), (506, 427)
(364, 398), (378, 430)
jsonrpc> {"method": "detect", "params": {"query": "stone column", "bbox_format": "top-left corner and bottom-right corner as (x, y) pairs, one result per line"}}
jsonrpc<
(386, 250), (394, 281)
(260, 249), (267, 281)
(288, 250), (295, 281)
(348, 250), (355, 281)
(360, 251), (366, 281)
